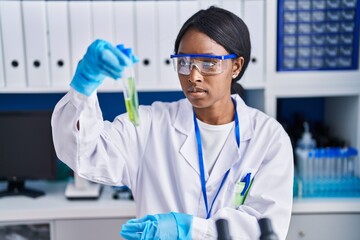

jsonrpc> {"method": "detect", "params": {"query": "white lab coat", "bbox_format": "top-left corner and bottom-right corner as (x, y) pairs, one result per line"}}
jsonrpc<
(51, 89), (294, 240)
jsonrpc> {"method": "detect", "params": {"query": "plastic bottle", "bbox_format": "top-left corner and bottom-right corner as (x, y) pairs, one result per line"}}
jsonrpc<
(295, 122), (316, 180)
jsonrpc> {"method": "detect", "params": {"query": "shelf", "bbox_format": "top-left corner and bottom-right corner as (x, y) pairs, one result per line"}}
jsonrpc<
(292, 197), (360, 214)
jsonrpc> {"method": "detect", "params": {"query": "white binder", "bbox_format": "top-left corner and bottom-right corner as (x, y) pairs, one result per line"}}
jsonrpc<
(0, 1), (27, 88)
(135, 1), (159, 89)
(114, 1), (135, 50)
(22, 0), (50, 88)
(92, 0), (116, 91)
(242, 0), (264, 85)
(158, 1), (180, 90)
(113, 1), (136, 93)
(198, 0), (221, 9)
(178, 1), (198, 31)
(92, 0), (114, 43)
(46, 0), (72, 88)
(220, 0), (243, 18)
(0, 19), (4, 88)
(68, 1), (93, 76)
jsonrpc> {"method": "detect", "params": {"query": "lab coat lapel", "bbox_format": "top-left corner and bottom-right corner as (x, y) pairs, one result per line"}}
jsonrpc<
(174, 99), (200, 175)
(207, 129), (240, 186)
(179, 133), (201, 175)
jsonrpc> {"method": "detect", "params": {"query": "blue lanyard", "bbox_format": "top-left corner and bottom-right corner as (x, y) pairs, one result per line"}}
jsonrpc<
(193, 98), (240, 219)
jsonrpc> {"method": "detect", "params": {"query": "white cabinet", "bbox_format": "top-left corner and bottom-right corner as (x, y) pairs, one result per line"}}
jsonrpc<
(287, 199), (360, 240)
(287, 214), (360, 240)
(0, 218), (130, 240)
(54, 218), (128, 240)
(0, 221), (52, 240)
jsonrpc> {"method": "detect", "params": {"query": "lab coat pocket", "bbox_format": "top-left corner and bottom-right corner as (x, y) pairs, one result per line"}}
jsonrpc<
(228, 168), (256, 209)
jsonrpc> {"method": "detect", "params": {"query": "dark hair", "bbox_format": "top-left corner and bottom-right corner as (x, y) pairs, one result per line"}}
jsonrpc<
(174, 6), (251, 98)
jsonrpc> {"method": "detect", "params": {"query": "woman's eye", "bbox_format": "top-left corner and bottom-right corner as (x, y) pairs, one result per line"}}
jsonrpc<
(202, 61), (216, 69)
(179, 59), (189, 66)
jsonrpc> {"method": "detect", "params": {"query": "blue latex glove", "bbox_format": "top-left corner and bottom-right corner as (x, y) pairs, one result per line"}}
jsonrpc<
(70, 39), (138, 96)
(120, 212), (193, 240)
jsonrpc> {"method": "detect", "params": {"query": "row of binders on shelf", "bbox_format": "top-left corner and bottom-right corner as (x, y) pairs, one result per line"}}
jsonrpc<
(296, 147), (360, 198)
(0, 0), (262, 91)
(0, 0), (196, 90)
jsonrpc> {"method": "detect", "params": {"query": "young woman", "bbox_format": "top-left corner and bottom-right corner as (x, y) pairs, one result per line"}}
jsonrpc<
(52, 6), (293, 240)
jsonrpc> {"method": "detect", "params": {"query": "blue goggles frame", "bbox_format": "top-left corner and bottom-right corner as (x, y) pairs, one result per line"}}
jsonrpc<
(170, 53), (238, 60)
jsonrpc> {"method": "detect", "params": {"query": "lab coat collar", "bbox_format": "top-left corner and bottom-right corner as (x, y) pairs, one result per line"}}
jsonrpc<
(174, 95), (254, 180)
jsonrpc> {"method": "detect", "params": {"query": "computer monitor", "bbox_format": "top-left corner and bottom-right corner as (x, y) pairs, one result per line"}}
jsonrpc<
(0, 111), (57, 198)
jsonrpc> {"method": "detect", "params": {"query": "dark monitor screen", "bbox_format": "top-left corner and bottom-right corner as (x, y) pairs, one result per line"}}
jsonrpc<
(0, 111), (57, 198)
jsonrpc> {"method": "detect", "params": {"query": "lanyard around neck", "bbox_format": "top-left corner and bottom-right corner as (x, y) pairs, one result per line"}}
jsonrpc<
(193, 97), (240, 219)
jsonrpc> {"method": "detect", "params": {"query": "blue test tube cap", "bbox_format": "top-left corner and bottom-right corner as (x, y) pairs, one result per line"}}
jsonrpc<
(348, 147), (358, 157)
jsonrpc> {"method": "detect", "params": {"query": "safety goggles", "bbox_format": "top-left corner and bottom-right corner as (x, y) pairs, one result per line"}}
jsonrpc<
(170, 53), (237, 76)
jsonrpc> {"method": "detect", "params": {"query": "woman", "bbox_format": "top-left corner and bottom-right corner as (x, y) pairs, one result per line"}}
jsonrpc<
(52, 6), (293, 240)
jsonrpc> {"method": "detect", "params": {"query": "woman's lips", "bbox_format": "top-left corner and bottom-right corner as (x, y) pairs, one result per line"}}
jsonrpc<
(187, 86), (207, 93)
(187, 86), (207, 98)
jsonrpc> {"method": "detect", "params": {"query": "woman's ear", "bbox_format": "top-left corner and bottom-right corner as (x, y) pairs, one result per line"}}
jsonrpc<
(232, 57), (244, 79)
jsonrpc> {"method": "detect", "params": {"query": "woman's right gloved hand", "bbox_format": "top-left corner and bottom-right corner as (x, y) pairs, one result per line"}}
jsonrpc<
(70, 39), (138, 96)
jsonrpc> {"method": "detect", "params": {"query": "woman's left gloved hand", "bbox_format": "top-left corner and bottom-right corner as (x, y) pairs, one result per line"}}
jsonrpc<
(120, 212), (193, 240)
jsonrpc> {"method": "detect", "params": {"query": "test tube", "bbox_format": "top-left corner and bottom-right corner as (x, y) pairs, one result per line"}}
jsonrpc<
(115, 44), (140, 126)
(307, 149), (315, 195)
(341, 148), (349, 178)
(121, 67), (140, 126)
(336, 148), (343, 179)
(347, 147), (358, 177)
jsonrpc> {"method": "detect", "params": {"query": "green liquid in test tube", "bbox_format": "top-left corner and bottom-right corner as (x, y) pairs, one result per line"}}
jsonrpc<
(122, 67), (140, 126)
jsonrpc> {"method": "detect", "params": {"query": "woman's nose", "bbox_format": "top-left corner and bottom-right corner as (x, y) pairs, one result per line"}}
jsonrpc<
(188, 64), (203, 83)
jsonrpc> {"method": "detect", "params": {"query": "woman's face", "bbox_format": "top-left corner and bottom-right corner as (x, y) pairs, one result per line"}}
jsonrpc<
(177, 28), (242, 110)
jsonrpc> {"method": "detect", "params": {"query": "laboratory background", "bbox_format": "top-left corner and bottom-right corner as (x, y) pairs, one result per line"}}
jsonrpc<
(0, 0), (359, 239)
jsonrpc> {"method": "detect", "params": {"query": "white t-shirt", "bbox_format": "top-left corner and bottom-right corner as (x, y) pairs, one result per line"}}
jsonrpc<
(197, 119), (234, 175)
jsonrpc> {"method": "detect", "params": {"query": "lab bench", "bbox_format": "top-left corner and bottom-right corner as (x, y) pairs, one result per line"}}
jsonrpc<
(0, 181), (135, 240)
(1, 181), (360, 240)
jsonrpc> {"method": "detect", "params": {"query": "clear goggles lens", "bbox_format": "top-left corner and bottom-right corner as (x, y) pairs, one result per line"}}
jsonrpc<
(170, 54), (237, 76)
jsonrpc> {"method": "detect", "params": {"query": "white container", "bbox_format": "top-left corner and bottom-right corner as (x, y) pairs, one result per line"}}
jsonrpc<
(296, 122), (316, 180)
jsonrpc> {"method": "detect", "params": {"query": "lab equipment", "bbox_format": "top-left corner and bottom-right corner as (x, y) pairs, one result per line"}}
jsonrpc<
(122, 70), (139, 126)
(64, 173), (102, 200)
(258, 218), (279, 240)
(297, 147), (360, 198)
(0, 111), (57, 198)
(120, 212), (193, 240)
(70, 39), (133, 96)
(277, 0), (360, 71)
(112, 186), (133, 200)
(215, 218), (279, 240)
(295, 122), (316, 182)
(216, 219), (232, 240)
(117, 44), (140, 126)
(170, 53), (237, 75)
